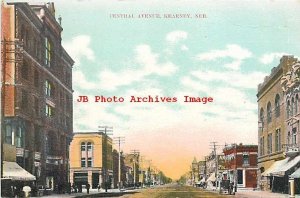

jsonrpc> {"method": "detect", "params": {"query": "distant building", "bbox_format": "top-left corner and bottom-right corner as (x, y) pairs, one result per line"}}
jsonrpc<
(124, 153), (139, 187)
(1, 2), (73, 189)
(69, 132), (113, 189)
(223, 144), (258, 189)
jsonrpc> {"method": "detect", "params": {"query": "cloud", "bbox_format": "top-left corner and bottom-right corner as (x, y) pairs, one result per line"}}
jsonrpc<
(63, 35), (95, 65)
(259, 52), (289, 65)
(196, 44), (252, 70)
(98, 44), (178, 90)
(190, 70), (266, 89)
(73, 71), (98, 90)
(166, 30), (188, 44)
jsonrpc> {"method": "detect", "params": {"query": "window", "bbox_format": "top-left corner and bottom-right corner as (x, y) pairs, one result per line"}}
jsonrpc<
(45, 37), (52, 67)
(292, 128), (297, 145)
(87, 158), (92, 167)
(275, 94), (280, 117)
(267, 134), (272, 154)
(81, 142), (86, 151)
(287, 100), (291, 118)
(81, 142), (94, 168)
(21, 62), (29, 79)
(15, 126), (23, 148)
(267, 102), (272, 123)
(296, 95), (299, 114)
(81, 158), (86, 168)
(260, 108), (264, 128)
(87, 142), (92, 151)
(45, 104), (54, 117)
(5, 125), (12, 144)
(45, 80), (54, 97)
(275, 129), (281, 152)
(243, 154), (249, 165)
(292, 98), (295, 116)
(260, 137), (264, 156)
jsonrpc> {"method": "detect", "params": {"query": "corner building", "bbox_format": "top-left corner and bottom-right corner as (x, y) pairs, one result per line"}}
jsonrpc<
(69, 132), (113, 189)
(257, 56), (298, 191)
(1, 2), (74, 188)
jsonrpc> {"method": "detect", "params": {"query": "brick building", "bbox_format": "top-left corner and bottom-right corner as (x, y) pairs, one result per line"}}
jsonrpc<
(223, 144), (258, 189)
(1, 2), (74, 189)
(69, 132), (113, 189)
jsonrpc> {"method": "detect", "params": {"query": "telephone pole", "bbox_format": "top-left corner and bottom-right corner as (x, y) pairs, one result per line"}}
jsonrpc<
(113, 136), (125, 190)
(98, 126), (113, 192)
(130, 149), (140, 188)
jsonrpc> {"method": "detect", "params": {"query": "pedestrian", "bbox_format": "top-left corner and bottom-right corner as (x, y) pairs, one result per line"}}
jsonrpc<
(86, 183), (90, 194)
(97, 184), (100, 192)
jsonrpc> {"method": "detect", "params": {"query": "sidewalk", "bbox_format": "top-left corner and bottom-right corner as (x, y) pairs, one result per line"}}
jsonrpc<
(42, 188), (139, 198)
(235, 190), (300, 198)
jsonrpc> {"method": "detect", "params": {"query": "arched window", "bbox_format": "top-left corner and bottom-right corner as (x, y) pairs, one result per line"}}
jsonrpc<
(275, 94), (280, 117)
(294, 94), (300, 115)
(260, 108), (264, 128)
(292, 98), (295, 116)
(267, 102), (272, 123)
(287, 100), (291, 118)
(287, 131), (291, 145)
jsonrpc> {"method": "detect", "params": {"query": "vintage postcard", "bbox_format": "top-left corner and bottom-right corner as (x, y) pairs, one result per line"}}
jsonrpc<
(1, 0), (300, 197)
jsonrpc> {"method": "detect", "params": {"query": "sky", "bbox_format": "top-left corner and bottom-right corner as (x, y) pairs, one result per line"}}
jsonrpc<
(38, 0), (300, 179)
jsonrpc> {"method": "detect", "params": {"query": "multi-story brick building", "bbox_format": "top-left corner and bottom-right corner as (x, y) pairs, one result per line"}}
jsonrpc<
(257, 55), (300, 193)
(223, 144), (258, 189)
(1, 2), (74, 189)
(69, 132), (113, 189)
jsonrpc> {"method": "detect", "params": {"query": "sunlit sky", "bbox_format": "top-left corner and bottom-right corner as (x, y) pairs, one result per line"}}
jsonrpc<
(34, 0), (300, 179)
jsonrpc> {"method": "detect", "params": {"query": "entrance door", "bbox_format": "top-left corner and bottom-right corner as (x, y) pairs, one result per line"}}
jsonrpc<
(92, 173), (99, 189)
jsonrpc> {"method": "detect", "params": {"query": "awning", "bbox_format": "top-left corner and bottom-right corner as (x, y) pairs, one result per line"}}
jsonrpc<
(290, 167), (300, 178)
(3, 161), (36, 181)
(272, 155), (300, 177)
(261, 158), (290, 177)
(207, 173), (216, 182)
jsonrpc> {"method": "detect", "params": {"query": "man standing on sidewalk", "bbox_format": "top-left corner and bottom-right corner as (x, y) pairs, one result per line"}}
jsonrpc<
(86, 183), (90, 194)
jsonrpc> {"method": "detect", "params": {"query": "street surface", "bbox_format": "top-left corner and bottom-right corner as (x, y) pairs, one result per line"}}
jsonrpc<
(119, 184), (230, 198)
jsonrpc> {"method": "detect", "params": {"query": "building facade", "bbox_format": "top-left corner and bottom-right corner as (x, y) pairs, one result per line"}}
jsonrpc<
(1, 2), (73, 188)
(223, 144), (258, 189)
(124, 153), (139, 187)
(69, 132), (113, 189)
(258, 55), (300, 193)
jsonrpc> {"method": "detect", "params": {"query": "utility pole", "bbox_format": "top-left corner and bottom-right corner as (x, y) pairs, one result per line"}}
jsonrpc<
(113, 136), (125, 190)
(99, 126), (113, 192)
(130, 149), (139, 188)
(210, 141), (221, 192)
